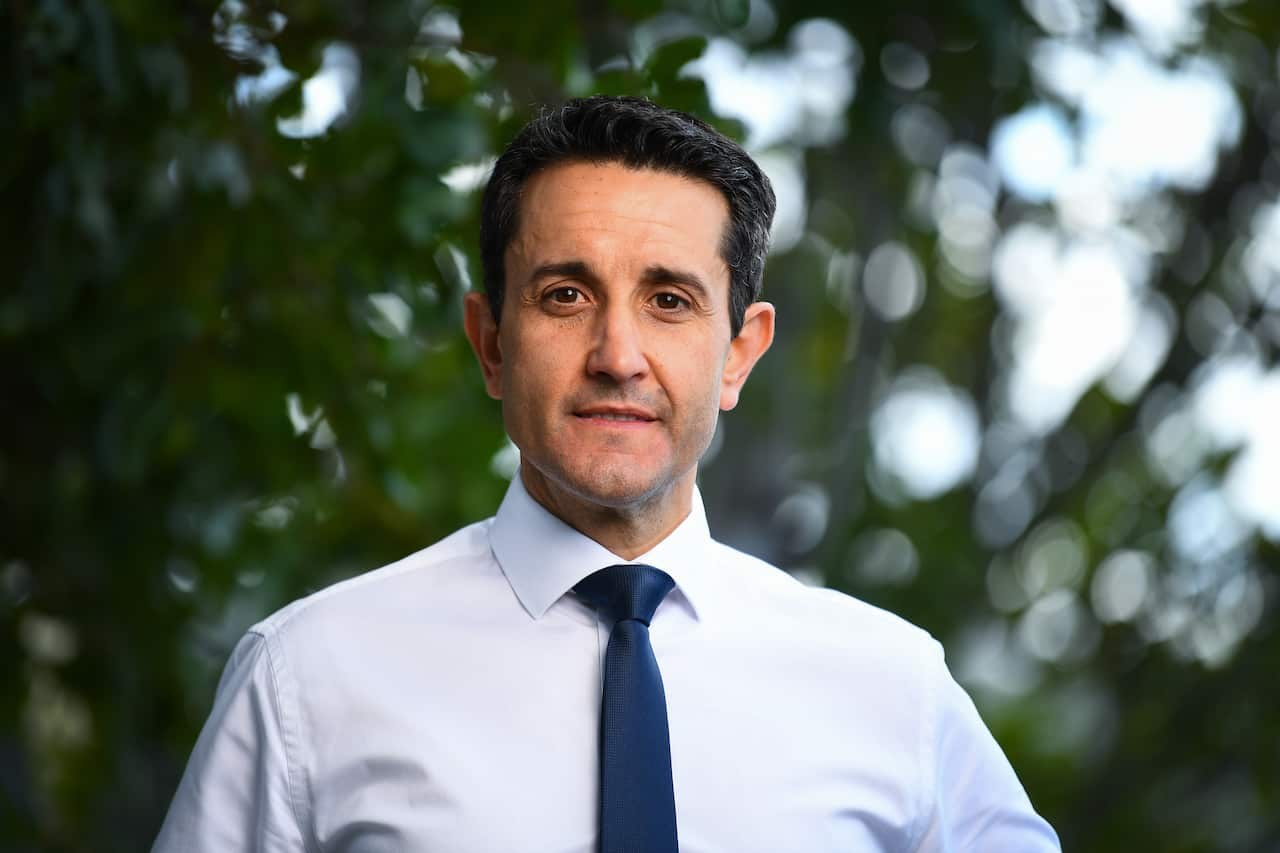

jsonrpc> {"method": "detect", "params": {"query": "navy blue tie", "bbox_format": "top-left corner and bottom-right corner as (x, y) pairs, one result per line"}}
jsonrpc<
(575, 564), (679, 853)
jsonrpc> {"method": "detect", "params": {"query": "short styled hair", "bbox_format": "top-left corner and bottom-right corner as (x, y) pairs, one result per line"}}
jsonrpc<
(479, 95), (775, 337)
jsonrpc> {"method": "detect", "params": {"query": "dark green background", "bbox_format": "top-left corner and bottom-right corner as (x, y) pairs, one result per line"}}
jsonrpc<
(4, 1), (1278, 850)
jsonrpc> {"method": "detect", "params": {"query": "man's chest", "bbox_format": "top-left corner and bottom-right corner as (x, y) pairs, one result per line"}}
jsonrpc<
(296, 622), (923, 852)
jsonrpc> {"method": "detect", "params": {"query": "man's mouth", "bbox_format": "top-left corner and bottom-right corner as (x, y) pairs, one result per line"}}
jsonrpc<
(574, 407), (657, 423)
(586, 413), (648, 422)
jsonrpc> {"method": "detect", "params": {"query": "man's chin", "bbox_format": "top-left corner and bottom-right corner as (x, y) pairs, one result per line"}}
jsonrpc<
(559, 471), (668, 510)
(521, 460), (682, 514)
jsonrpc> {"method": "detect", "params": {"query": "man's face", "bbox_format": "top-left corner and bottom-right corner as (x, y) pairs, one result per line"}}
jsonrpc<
(465, 161), (772, 516)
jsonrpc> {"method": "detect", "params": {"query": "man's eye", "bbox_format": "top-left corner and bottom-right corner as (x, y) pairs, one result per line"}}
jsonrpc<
(547, 287), (581, 304)
(653, 292), (688, 310)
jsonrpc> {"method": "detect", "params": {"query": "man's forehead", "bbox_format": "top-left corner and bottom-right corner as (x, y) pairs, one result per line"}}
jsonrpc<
(508, 161), (731, 265)
(521, 161), (727, 218)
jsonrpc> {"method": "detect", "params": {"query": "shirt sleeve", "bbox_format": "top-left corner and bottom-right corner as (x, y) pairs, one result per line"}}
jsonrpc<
(153, 630), (309, 852)
(911, 641), (1062, 853)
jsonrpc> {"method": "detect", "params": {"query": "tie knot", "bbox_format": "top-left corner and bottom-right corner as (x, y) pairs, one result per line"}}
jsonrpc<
(574, 563), (675, 625)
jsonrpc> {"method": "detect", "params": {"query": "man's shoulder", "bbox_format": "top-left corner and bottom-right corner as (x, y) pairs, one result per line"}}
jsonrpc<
(250, 517), (497, 640)
(708, 538), (940, 656)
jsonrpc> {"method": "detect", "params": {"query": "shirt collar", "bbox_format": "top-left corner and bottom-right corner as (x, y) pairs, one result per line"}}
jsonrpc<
(489, 473), (713, 622)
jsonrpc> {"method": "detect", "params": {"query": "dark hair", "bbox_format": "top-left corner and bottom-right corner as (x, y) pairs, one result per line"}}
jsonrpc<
(479, 95), (775, 337)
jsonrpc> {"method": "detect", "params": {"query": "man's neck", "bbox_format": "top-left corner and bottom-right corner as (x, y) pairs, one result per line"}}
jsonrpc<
(518, 465), (695, 560)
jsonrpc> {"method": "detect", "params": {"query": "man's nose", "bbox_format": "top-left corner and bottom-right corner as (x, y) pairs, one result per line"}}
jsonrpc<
(585, 305), (649, 383)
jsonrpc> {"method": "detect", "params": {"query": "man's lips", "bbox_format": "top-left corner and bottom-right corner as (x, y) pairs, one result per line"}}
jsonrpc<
(572, 406), (658, 423)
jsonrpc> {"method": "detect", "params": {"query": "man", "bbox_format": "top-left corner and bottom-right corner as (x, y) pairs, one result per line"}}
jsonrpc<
(155, 96), (1060, 851)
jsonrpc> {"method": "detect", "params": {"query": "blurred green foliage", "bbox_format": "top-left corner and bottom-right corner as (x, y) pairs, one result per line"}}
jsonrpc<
(3, 1), (1279, 851)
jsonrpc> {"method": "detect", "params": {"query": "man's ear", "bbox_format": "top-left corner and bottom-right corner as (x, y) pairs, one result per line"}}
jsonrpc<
(463, 291), (504, 400)
(719, 301), (775, 411)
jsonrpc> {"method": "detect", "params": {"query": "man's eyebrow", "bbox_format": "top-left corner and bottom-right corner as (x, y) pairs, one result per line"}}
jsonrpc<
(524, 261), (711, 299)
(528, 260), (593, 283)
(641, 265), (710, 299)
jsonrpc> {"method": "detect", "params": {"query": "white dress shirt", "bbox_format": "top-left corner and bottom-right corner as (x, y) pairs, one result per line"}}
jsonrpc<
(155, 475), (1060, 852)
